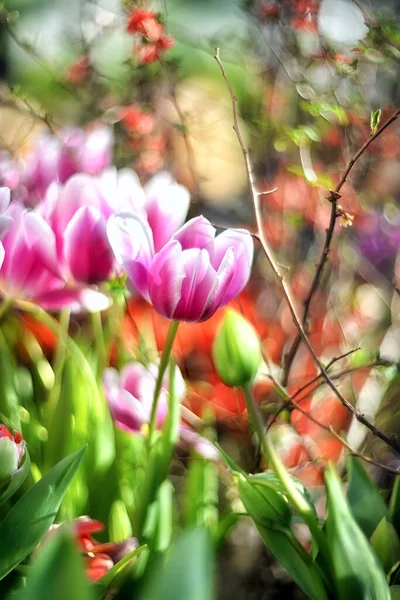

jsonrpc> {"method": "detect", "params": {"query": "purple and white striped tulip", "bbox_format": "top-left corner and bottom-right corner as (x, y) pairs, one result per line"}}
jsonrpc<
(107, 214), (254, 322)
(0, 203), (110, 312)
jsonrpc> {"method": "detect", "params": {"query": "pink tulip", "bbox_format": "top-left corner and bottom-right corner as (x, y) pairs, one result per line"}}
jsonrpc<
(40, 169), (145, 285)
(0, 187), (13, 268)
(103, 361), (186, 433)
(107, 214), (254, 322)
(0, 204), (110, 312)
(23, 126), (113, 203)
(144, 172), (190, 252)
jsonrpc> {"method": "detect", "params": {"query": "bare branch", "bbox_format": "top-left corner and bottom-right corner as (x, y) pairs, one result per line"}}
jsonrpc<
(283, 108), (400, 383)
(266, 363), (400, 476)
(214, 48), (400, 455)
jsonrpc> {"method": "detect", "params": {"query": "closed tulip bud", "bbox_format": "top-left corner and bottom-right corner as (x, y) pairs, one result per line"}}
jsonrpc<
(212, 309), (261, 387)
(236, 472), (291, 528)
(0, 425), (25, 483)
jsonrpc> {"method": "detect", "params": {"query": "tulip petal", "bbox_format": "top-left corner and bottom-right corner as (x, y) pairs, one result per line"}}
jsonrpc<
(79, 125), (113, 175)
(37, 287), (112, 313)
(107, 213), (155, 300)
(201, 247), (236, 321)
(173, 216), (216, 251)
(145, 172), (190, 252)
(173, 248), (217, 321)
(109, 389), (148, 433)
(120, 362), (155, 400)
(0, 215), (13, 240)
(0, 187), (10, 214)
(63, 205), (114, 284)
(148, 240), (185, 318)
(1, 206), (63, 299)
(100, 167), (146, 213)
(210, 229), (254, 304)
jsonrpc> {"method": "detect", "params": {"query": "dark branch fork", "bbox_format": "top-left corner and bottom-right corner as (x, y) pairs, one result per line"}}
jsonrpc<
(214, 47), (400, 455)
(283, 107), (400, 385)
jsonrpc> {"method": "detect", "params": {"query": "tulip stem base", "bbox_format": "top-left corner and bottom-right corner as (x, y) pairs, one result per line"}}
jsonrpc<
(148, 320), (180, 448)
(241, 383), (328, 558)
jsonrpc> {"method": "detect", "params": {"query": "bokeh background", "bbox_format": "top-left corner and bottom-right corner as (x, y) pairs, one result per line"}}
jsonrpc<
(1, 1), (400, 597)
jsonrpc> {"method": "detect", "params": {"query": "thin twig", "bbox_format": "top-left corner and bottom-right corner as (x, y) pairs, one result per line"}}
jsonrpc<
(283, 107), (400, 383)
(170, 89), (202, 198)
(267, 356), (397, 432)
(265, 347), (361, 430)
(214, 48), (400, 455)
(267, 365), (400, 476)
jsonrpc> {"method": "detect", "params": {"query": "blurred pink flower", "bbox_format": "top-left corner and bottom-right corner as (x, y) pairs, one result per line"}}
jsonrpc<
(103, 362), (219, 460)
(22, 126), (113, 203)
(103, 361), (186, 433)
(39, 170), (145, 285)
(0, 204), (110, 313)
(144, 172), (190, 252)
(0, 187), (13, 268)
(107, 214), (253, 322)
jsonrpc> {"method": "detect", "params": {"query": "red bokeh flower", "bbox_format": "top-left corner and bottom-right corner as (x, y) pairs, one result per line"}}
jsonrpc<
(126, 8), (162, 41)
(66, 56), (90, 85)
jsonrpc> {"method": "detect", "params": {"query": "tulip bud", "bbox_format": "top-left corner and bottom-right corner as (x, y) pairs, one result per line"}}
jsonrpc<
(212, 309), (261, 387)
(0, 425), (25, 483)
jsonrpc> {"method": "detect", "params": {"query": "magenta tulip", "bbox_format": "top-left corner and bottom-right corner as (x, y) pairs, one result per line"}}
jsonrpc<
(144, 172), (190, 252)
(103, 361), (186, 433)
(107, 214), (254, 322)
(0, 187), (13, 268)
(23, 126), (113, 203)
(40, 169), (145, 285)
(0, 203), (110, 312)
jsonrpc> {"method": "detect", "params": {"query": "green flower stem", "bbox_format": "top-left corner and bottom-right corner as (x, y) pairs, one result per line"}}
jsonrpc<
(91, 310), (107, 376)
(0, 298), (13, 323)
(46, 308), (71, 421)
(20, 302), (100, 407)
(241, 382), (329, 559)
(147, 320), (180, 448)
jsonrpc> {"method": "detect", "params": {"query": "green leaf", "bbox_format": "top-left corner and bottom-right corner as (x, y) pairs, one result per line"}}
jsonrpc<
(141, 528), (214, 600)
(95, 544), (146, 594)
(214, 443), (246, 475)
(135, 361), (181, 537)
(390, 586), (400, 599)
(390, 477), (400, 535)
(237, 473), (291, 529)
(17, 529), (94, 600)
(371, 517), (400, 573)
(255, 523), (328, 600)
(347, 456), (390, 538)
(237, 474), (327, 600)
(0, 446), (86, 580)
(370, 109), (382, 134)
(325, 464), (390, 600)
(0, 450), (30, 506)
(109, 500), (133, 543)
(183, 455), (218, 532)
